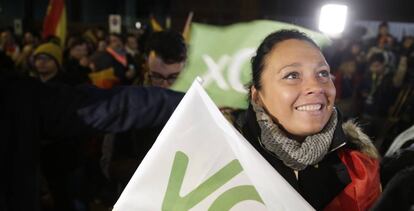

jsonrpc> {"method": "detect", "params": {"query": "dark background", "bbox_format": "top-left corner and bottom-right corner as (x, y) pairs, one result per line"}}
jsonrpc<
(1, 0), (414, 33)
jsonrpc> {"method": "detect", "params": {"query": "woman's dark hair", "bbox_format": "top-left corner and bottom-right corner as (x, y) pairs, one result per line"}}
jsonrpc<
(249, 29), (320, 97)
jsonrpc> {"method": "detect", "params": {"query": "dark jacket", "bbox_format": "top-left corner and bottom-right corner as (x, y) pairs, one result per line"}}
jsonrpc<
(381, 146), (414, 187)
(108, 127), (162, 186)
(0, 70), (183, 211)
(104, 49), (137, 85)
(62, 58), (91, 86)
(358, 72), (397, 117)
(233, 105), (381, 211)
(372, 146), (414, 211)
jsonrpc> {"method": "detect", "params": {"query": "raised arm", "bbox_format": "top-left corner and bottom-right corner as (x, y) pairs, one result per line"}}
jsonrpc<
(39, 83), (184, 138)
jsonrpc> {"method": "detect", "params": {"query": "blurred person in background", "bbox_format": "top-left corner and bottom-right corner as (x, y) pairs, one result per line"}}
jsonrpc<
(125, 33), (140, 58)
(334, 53), (362, 119)
(366, 22), (397, 73)
(101, 30), (188, 201)
(96, 39), (107, 52)
(377, 38), (414, 154)
(357, 53), (399, 141)
(0, 27), (20, 61)
(33, 42), (64, 83)
(63, 37), (92, 86)
(15, 31), (41, 76)
(104, 33), (137, 85)
(367, 22), (396, 50)
(125, 33), (145, 85)
(144, 30), (187, 88)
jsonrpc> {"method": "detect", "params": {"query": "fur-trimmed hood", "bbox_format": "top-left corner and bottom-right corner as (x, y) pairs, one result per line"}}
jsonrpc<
(342, 120), (380, 159)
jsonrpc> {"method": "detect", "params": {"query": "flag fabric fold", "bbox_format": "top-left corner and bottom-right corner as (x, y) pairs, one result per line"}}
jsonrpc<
(150, 15), (164, 32)
(114, 79), (315, 211)
(42, 0), (67, 47)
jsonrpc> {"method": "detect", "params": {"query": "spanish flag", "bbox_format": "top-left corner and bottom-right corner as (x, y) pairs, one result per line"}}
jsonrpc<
(182, 11), (193, 44)
(150, 15), (163, 32)
(89, 67), (120, 89)
(42, 0), (67, 47)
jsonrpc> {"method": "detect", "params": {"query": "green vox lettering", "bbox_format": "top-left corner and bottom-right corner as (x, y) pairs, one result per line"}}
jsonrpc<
(162, 151), (264, 211)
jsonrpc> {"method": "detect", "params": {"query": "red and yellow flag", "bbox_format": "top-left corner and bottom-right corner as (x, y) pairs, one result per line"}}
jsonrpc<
(42, 0), (67, 47)
(89, 67), (120, 89)
(182, 11), (194, 44)
(150, 15), (163, 32)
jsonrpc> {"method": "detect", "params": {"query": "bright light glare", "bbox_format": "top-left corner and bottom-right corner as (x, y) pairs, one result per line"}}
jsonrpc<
(135, 22), (142, 29)
(319, 4), (348, 37)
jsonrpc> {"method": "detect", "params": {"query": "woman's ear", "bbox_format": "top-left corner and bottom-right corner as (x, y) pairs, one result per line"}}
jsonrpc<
(251, 86), (263, 106)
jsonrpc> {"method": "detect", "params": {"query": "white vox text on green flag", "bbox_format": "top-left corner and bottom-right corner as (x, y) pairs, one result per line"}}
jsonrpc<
(172, 20), (331, 109)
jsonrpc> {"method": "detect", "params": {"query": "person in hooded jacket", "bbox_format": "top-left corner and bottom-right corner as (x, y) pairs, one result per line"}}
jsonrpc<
(32, 42), (65, 84)
(231, 30), (381, 211)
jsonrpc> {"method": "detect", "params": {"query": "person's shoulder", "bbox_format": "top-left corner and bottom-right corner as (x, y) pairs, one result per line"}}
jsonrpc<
(341, 120), (380, 159)
(337, 121), (380, 195)
(331, 123), (381, 211)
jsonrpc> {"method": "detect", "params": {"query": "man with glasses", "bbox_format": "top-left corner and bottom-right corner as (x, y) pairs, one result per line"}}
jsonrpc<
(146, 30), (187, 88)
(104, 31), (187, 195)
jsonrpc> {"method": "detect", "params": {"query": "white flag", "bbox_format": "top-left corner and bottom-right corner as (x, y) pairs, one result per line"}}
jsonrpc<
(114, 80), (315, 211)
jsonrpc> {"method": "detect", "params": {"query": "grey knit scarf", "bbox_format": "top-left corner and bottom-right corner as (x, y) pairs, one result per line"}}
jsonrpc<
(251, 102), (337, 171)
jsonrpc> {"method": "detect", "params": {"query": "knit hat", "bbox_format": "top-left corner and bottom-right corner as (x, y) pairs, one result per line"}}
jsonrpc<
(34, 42), (63, 66)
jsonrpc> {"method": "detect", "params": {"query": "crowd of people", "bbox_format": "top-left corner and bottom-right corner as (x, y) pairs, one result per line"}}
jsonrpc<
(325, 22), (414, 153)
(0, 26), (187, 89)
(0, 20), (413, 211)
(0, 25), (188, 211)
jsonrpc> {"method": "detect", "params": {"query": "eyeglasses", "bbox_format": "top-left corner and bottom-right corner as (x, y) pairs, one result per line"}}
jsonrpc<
(149, 72), (179, 85)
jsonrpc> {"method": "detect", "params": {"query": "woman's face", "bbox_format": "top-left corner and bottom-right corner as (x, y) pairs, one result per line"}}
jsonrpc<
(253, 39), (336, 138)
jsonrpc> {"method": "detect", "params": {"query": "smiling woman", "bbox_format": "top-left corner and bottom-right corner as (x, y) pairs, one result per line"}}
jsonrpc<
(252, 38), (335, 140)
(232, 30), (382, 211)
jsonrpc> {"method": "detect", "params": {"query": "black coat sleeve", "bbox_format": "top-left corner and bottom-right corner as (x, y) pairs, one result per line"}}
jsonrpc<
(39, 83), (184, 139)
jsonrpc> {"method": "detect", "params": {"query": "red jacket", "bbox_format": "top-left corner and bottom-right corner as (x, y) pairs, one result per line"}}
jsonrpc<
(325, 149), (381, 211)
(235, 106), (381, 210)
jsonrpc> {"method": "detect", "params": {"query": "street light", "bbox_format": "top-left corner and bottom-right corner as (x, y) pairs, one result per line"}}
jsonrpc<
(319, 4), (348, 37)
(135, 21), (142, 29)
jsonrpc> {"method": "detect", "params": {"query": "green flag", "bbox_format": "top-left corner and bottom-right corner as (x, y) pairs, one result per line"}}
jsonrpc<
(172, 20), (331, 109)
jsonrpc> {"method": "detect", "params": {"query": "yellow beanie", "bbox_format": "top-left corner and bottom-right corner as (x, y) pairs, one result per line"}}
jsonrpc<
(34, 42), (63, 66)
